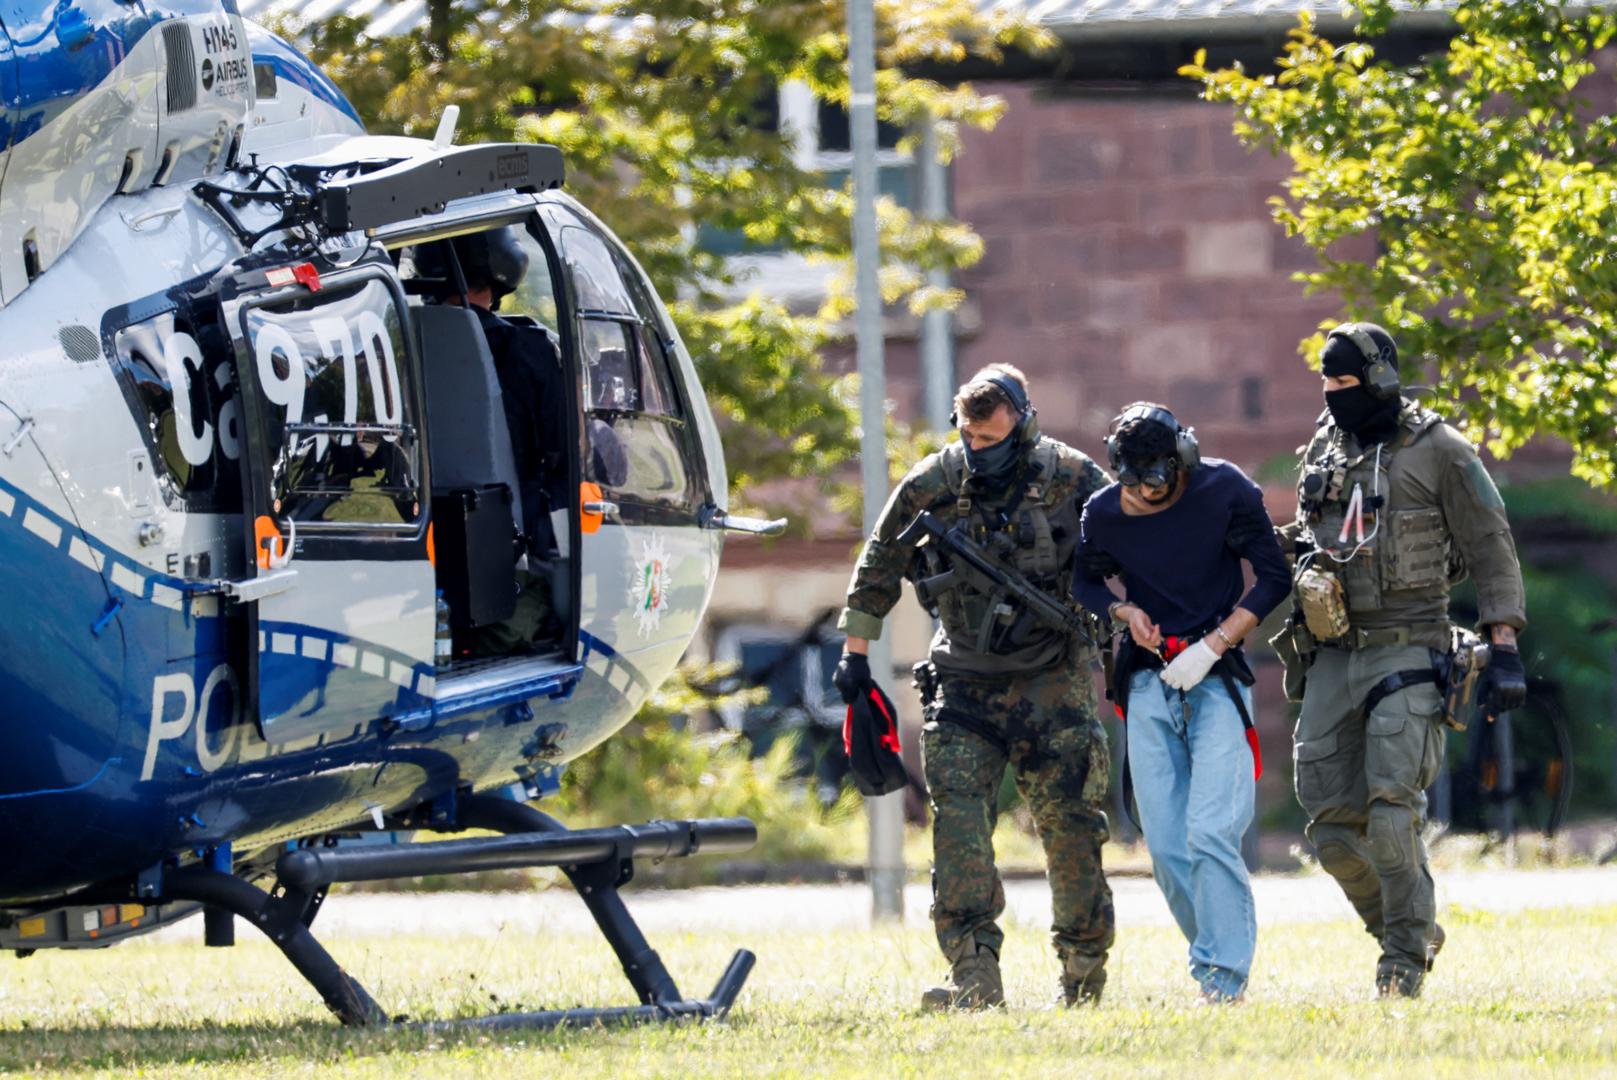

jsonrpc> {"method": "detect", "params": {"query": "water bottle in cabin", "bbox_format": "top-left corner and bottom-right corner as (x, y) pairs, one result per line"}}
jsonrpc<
(435, 589), (453, 665)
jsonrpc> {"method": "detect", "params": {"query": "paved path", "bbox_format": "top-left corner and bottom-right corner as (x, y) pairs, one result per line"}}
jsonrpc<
(152, 867), (1617, 942)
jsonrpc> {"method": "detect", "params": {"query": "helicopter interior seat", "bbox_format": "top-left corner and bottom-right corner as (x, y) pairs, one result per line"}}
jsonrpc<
(413, 302), (526, 645)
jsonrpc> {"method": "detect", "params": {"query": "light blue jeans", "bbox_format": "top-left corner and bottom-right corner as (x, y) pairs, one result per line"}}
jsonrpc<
(1127, 667), (1257, 999)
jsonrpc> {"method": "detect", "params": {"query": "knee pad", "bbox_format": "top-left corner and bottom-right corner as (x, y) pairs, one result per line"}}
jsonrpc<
(1366, 802), (1417, 873)
(1307, 823), (1371, 879)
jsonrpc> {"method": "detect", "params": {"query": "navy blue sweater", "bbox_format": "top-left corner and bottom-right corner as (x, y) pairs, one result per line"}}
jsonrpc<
(1073, 460), (1290, 637)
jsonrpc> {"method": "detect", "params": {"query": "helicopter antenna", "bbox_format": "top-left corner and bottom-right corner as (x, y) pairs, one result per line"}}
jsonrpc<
(433, 105), (460, 149)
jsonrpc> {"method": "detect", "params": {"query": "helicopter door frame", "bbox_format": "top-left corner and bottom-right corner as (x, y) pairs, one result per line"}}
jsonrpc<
(383, 205), (587, 668)
(517, 209), (584, 663)
(222, 254), (436, 744)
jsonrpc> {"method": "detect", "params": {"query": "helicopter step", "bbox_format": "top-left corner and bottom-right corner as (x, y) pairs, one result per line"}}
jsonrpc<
(142, 799), (758, 1029)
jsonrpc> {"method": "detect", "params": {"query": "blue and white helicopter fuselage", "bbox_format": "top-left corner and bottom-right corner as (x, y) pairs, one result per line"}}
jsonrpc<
(0, 1), (750, 987)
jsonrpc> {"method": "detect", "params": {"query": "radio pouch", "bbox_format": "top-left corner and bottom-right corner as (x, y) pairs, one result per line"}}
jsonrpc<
(1296, 566), (1351, 641)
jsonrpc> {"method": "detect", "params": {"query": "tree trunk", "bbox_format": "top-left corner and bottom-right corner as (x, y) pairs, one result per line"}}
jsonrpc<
(428, 0), (453, 60)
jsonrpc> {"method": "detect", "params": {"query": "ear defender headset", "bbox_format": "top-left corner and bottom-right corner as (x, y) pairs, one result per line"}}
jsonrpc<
(1327, 322), (1401, 401)
(1103, 403), (1201, 488)
(950, 373), (1038, 445)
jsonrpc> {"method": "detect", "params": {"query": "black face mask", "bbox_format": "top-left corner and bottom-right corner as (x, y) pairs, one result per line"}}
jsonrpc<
(963, 434), (1021, 484)
(1326, 387), (1400, 445)
(1121, 459), (1179, 504)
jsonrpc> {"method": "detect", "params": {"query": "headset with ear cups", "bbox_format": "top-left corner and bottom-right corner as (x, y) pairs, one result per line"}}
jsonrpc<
(1327, 322), (1401, 401)
(950, 373), (1038, 446)
(1103, 403), (1201, 483)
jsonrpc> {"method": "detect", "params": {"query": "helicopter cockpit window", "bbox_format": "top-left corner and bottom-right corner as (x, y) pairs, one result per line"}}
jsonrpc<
(240, 275), (422, 529)
(562, 225), (635, 315)
(111, 312), (242, 512)
(553, 214), (694, 507)
(560, 225), (679, 418)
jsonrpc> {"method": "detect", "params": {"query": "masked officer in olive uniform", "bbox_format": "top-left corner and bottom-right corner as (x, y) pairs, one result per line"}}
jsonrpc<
(832, 364), (1114, 1011)
(1275, 322), (1528, 998)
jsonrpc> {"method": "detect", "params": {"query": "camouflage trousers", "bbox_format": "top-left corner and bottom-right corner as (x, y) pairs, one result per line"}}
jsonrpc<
(922, 666), (1115, 969)
(1294, 644), (1446, 975)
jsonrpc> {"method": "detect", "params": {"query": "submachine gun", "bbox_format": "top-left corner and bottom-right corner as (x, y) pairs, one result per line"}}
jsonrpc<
(897, 510), (1100, 652)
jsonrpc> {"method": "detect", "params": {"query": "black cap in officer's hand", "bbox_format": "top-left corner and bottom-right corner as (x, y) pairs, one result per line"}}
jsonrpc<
(842, 682), (908, 798)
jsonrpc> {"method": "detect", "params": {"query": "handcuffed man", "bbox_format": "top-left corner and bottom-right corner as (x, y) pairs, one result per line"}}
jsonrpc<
(1074, 403), (1290, 1003)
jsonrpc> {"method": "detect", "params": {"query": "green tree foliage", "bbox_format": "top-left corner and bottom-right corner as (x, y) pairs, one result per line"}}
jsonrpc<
(1183, 0), (1617, 487)
(293, 1), (1050, 494)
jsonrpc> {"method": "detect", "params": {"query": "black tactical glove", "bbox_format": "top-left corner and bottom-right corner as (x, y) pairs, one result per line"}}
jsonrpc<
(1487, 645), (1527, 714)
(832, 652), (873, 705)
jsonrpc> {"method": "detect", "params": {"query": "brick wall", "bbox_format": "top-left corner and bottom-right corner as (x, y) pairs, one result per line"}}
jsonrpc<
(949, 84), (1367, 484)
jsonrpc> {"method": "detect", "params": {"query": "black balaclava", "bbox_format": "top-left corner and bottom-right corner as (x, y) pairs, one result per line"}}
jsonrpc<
(1115, 419), (1180, 503)
(963, 432), (1021, 486)
(1321, 329), (1401, 446)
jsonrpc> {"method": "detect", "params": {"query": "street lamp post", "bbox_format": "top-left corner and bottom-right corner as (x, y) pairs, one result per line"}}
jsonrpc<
(847, 0), (904, 921)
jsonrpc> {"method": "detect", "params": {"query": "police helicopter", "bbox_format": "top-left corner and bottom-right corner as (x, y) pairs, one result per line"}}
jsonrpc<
(0, 1), (783, 1029)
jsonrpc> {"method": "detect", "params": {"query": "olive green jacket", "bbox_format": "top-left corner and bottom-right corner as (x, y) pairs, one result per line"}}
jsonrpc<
(1287, 401), (1526, 635)
(839, 437), (1110, 677)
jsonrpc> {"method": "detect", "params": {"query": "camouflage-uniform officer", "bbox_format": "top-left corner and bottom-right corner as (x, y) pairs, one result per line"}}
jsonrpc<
(1275, 323), (1528, 998)
(832, 364), (1114, 1010)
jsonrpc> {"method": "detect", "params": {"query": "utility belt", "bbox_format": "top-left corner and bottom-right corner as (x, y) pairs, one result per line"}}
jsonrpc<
(1320, 622), (1452, 652)
(1294, 565), (1448, 651)
(1269, 615), (1486, 731)
(910, 659), (1076, 757)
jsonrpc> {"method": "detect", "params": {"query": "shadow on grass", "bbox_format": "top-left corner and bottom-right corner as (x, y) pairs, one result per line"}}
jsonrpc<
(0, 1011), (665, 1072)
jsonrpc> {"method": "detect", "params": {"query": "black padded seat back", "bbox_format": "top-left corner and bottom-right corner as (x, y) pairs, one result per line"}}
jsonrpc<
(414, 304), (525, 534)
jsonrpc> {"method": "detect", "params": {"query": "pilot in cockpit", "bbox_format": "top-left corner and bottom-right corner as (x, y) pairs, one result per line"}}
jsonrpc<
(413, 228), (568, 653)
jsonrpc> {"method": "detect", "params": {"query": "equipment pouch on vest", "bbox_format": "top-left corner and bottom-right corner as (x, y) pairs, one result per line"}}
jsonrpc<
(1383, 508), (1449, 591)
(1296, 566), (1351, 641)
(1268, 613), (1315, 703)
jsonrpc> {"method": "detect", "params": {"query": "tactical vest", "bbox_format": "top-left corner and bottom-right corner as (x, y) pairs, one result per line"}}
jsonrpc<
(921, 440), (1084, 675)
(1297, 404), (1459, 636)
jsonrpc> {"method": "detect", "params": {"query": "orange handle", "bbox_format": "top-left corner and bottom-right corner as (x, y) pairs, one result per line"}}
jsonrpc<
(580, 481), (605, 535)
(254, 515), (285, 570)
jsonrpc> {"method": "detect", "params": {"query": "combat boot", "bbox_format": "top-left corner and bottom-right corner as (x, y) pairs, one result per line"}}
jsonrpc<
(1057, 953), (1106, 1007)
(920, 948), (1004, 1012)
(1375, 961), (1424, 999)
(1378, 921), (1446, 998)
(1426, 922), (1446, 972)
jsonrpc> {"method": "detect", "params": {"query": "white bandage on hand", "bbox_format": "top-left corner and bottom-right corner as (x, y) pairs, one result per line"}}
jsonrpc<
(1160, 639), (1220, 692)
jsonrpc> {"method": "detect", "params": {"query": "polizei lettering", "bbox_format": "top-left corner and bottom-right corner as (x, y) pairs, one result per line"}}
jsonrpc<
(141, 665), (374, 780)
(142, 664), (244, 781)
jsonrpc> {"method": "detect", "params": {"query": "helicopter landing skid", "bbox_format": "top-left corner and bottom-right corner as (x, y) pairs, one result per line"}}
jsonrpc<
(157, 799), (758, 1029)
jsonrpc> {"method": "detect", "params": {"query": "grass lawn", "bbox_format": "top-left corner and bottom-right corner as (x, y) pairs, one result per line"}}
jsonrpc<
(2, 901), (1615, 1078)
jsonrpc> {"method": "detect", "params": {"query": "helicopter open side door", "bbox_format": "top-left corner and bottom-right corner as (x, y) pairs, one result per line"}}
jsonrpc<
(222, 256), (436, 744)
